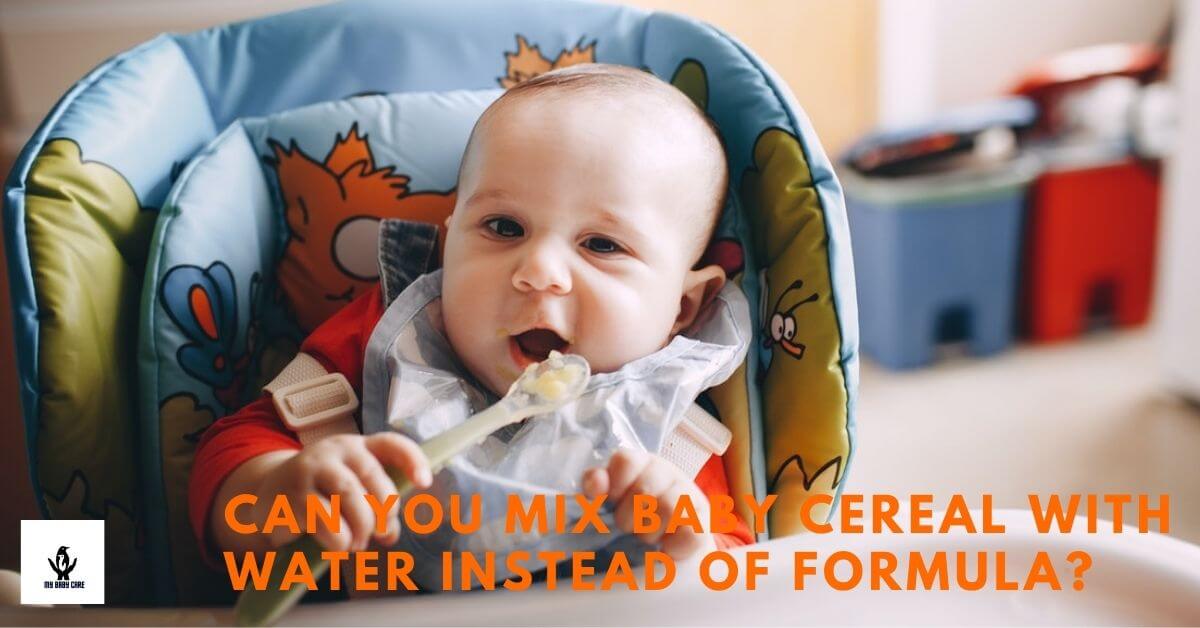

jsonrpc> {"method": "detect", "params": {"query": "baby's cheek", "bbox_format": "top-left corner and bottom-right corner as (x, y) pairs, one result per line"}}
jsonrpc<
(442, 274), (505, 388)
(580, 285), (674, 371)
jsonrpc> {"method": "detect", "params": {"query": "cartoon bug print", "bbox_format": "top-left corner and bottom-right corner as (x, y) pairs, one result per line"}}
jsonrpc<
(764, 278), (819, 360)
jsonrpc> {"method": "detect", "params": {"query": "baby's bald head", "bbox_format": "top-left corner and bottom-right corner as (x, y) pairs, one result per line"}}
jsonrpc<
(457, 64), (727, 263)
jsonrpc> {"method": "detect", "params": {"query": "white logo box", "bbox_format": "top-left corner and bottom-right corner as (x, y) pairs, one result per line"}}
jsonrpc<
(21, 520), (105, 605)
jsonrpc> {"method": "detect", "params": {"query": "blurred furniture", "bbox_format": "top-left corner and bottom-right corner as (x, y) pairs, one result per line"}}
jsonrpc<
(842, 99), (1037, 369)
(1013, 44), (1164, 342)
(847, 175), (1031, 369)
(1023, 158), (1160, 341)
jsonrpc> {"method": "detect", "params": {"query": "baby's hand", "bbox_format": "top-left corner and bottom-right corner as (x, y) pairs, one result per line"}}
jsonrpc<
(250, 433), (432, 552)
(582, 449), (716, 560)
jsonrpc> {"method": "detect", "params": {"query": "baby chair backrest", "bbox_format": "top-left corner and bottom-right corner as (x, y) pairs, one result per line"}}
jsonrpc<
(2, 0), (858, 605)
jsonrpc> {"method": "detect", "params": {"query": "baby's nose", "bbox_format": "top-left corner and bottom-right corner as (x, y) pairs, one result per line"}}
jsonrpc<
(512, 240), (572, 295)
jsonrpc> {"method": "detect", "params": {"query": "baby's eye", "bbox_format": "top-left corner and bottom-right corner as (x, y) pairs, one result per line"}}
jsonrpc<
(582, 237), (622, 254)
(484, 217), (524, 238)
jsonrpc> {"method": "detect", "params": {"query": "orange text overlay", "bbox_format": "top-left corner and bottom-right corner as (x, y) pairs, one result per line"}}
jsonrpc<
(222, 493), (1169, 593)
(224, 548), (1100, 592)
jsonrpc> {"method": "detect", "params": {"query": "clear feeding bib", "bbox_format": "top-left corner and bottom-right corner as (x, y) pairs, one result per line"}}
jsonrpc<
(360, 270), (750, 589)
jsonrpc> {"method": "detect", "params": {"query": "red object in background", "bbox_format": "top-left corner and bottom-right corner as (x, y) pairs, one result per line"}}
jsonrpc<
(1022, 159), (1161, 341)
(1011, 43), (1165, 136)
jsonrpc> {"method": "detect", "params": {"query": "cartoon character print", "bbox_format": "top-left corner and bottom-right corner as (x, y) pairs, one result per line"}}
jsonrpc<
(759, 273), (820, 368)
(160, 263), (302, 411)
(499, 34), (596, 88)
(268, 124), (455, 332)
(768, 452), (843, 496)
(160, 262), (247, 412)
(742, 127), (853, 535)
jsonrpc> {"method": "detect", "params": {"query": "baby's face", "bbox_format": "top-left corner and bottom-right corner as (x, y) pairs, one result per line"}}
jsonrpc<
(441, 95), (723, 395)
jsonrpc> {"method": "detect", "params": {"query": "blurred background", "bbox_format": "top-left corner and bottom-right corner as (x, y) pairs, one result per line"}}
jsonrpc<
(0, 0), (1195, 574)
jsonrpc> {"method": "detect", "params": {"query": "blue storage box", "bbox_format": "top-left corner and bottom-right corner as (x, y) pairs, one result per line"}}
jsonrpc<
(841, 99), (1039, 368)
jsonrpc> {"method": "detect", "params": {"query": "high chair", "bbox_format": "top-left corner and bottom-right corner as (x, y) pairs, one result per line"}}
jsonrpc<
(2, 0), (859, 606)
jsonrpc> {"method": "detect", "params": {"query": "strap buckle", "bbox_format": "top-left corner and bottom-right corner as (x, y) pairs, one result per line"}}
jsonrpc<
(272, 372), (359, 432)
(679, 405), (732, 455)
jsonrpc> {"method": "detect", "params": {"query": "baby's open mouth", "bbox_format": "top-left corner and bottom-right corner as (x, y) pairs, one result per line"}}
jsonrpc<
(510, 329), (570, 367)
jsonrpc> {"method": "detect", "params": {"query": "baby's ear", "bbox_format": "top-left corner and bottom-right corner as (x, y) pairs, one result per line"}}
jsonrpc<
(672, 264), (726, 336)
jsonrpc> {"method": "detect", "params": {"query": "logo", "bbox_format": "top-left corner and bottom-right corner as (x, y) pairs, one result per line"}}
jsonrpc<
(21, 520), (104, 604)
(48, 546), (78, 581)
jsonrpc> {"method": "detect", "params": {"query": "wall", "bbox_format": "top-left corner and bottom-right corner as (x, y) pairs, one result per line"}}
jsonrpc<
(618, 0), (878, 156)
(0, 0), (877, 159)
(1158, 0), (1200, 398)
(878, 0), (1174, 127)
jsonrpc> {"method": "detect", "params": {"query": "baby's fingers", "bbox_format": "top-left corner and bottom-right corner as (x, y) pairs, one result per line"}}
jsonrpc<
(311, 512), (355, 555)
(365, 432), (433, 489)
(581, 467), (609, 499)
(661, 519), (716, 561)
(265, 492), (352, 554)
(659, 486), (715, 560)
(604, 449), (652, 502)
(637, 475), (707, 549)
(613, 458), (675, 535)
(314, 466), (373, 551)
(344, 451), (402, 546)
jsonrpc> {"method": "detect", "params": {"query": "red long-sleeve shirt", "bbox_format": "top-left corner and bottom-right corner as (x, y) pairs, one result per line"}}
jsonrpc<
(189, 284), (753, 567)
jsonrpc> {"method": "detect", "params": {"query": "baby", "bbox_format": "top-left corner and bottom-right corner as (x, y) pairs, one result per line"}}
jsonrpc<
(193, 63), (747, 577)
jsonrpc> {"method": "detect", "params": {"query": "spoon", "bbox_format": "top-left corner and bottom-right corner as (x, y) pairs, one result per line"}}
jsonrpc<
(234, 352), (591, 626)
